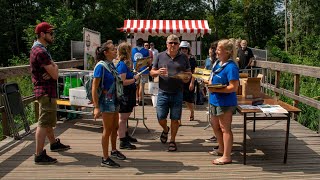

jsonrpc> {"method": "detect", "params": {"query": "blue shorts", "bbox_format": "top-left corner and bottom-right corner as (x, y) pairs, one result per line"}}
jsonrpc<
(99, 93), (119, 112)
(156, 91), (183, 121)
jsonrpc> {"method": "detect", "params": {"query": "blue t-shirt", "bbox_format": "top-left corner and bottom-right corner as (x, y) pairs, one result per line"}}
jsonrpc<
(205, 57), (212, 70)
(209, 60), (239, 106)
(93, 64), (115, 90)
(116, 60), (135, 88)
(131, 47), (150, 74)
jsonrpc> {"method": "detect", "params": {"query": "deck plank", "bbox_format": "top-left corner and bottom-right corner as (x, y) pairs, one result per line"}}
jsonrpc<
(0, 103), (319, 179)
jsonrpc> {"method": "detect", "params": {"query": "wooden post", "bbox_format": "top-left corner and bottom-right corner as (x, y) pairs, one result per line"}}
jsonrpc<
(293, 74), (300, 121)
(274, 70), (280, 98)
(0, 79), (10, 138)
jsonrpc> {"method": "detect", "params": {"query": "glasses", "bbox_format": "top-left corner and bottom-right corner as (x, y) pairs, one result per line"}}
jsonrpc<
(181, 47), (188, 50)
(45, 32), (54, 36)
(168, 42), (179, 45)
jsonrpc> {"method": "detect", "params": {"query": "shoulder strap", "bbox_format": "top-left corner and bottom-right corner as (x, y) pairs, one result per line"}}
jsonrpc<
(209, 60), (233, 82)
(96, 60), (122, 95)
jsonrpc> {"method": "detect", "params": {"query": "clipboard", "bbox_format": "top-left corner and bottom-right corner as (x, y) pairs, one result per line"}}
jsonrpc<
(207, 84), (227, 90)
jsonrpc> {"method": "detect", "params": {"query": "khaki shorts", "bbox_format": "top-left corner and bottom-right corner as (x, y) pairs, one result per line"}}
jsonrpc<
(38, 96), (57, 128)
(210, 105), (236, 116)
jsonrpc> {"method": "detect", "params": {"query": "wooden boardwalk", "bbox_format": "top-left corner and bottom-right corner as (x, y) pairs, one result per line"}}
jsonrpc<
(0, 102), (319, 179)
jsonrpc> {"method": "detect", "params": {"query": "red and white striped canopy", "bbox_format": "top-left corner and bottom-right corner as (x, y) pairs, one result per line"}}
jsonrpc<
(119, 20), (211, 35)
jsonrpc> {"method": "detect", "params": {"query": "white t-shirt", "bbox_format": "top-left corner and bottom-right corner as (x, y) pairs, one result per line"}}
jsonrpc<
(149, 48), (159, 61)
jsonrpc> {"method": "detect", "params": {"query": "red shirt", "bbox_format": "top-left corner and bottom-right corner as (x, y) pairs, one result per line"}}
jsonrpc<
(30, 43), (57, 98)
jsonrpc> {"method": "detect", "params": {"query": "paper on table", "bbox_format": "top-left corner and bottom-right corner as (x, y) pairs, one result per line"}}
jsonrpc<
(257, 105), (288, 114)
(239, 105), (261, 109)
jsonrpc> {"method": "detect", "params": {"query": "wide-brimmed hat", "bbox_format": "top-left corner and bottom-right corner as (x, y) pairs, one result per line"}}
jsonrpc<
(179, 41), (190, 49)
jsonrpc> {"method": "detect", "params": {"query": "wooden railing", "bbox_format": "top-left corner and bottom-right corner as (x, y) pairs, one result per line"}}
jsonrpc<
(0, 59), (83, 136)
(254, 60), (320, 133)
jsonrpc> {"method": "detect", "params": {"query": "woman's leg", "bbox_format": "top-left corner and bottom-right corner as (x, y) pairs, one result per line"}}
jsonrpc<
(186, 102), (194, 119)
(218, 111), (233, 161)
(211, 115), (223, 153)
(101, 112), (114, 159)
(111, 112), (119, 151)
(118, 112), (130, 138)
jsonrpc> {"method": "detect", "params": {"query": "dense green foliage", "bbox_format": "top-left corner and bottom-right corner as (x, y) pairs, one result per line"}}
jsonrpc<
(0, 0), (318, 132)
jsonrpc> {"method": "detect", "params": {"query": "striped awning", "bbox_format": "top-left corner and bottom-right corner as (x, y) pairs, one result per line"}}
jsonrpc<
(119, 20), (211, 35)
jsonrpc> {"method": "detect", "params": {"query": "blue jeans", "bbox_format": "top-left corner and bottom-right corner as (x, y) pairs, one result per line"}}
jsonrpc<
(156, 91), (183, 121)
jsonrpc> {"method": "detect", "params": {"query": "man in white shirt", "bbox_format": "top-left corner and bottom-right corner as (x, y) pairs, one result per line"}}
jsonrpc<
(149, 42), (159, 61)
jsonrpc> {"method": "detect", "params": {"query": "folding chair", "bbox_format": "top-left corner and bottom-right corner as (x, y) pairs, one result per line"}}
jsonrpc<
(0, 82), (30, 139)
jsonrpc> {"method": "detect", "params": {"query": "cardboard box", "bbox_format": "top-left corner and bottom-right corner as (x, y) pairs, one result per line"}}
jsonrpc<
(69, 86), (93, 107)
(241, 78), (262, 98)
(237, 85), (242, 95)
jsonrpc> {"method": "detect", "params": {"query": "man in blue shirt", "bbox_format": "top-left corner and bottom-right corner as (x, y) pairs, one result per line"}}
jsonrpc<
(131, 38), (150, 105)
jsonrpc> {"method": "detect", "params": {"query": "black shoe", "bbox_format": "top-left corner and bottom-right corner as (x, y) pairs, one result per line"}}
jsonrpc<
(138, 101), (147, 106)
(50, 138), (71, 152)
(126, 134), (138, 143)
(101, 157), (120, 168)
(111, 150), (126, 160)
(34, 149), (57, 165)
(120, 140), (136, 150)
(205, 136), (217, 142)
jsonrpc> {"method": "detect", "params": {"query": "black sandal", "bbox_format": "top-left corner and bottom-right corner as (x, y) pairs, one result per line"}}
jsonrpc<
(168, 141), (177, 152)
(160, 126), (170, 144)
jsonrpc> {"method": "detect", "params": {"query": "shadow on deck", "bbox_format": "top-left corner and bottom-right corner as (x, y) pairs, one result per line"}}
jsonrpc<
(0, 103), (319, 179)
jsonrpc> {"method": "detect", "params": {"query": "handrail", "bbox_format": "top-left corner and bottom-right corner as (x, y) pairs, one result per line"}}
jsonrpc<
(0, 59), (84, 137)
(254, 60), (320, 78)
(0, 59), (83, 79)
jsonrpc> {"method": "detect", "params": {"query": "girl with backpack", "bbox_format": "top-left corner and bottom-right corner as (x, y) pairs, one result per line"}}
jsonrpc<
(92, 41), (125, 168)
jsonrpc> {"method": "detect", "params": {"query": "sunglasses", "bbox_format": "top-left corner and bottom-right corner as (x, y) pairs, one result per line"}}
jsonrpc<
(168, 42), (179, 45)
(45, 32), (54, 36)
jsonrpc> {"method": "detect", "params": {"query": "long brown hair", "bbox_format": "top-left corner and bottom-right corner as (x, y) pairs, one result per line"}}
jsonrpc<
(117, 42), (132, 68)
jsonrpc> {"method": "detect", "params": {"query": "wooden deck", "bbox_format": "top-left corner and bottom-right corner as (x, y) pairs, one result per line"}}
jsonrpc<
(0, 103), (319, 179)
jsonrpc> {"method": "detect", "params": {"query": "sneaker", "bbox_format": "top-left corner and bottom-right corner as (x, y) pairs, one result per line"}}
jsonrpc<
(126, 135), (138, 143)
(120, 140), (136, 150)
(205, 136), (217, 142)
(101, 157), (120, 168)
(34, 149), (57, 165)
(50, 138), (71, 152)
(111, 150), (126, 160)
(138, 101), (147, 106)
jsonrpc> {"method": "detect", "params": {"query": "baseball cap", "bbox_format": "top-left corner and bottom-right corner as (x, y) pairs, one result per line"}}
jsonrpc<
(35, 22), (54, 34)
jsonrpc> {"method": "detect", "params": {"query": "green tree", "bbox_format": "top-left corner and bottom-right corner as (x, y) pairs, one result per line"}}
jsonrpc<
(24, 7), (82, 61)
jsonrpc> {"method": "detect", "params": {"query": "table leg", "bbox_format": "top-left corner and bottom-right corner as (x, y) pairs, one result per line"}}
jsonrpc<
(253, 112), (256, 132)
(284, 113), (291, 164)
(243, 113), (247, 165)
